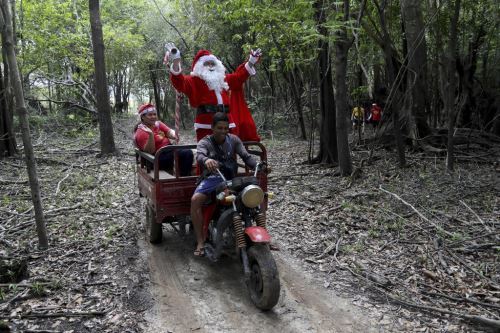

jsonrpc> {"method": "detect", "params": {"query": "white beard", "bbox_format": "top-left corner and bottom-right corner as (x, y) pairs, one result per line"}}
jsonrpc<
(192, 60), (229, 92)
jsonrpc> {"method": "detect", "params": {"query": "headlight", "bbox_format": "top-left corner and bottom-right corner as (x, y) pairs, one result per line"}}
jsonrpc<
(241, 185), (264, 208)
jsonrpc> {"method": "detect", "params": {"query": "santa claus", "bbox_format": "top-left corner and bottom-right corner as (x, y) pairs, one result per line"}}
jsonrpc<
(165, 43), (261, 142)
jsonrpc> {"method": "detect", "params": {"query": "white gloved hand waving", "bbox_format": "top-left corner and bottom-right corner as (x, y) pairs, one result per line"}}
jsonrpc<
(248, 48), (262, 65)
(163, 42), (181, 64)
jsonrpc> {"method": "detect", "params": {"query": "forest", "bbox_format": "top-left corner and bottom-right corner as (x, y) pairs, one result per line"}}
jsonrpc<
(0, 0), (499, 332)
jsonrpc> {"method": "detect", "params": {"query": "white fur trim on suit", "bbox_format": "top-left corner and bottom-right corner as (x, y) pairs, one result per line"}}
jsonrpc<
(170, 63), (182, 75)
(245, 62), (256, 76)
(196, 55), (219, 66)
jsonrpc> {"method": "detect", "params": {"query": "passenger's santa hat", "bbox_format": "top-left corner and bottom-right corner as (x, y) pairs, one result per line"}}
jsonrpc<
(191, 49), (220, 71)
(138, 103), (156, 117)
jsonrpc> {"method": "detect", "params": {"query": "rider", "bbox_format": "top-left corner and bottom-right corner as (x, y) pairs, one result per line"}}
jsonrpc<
(191, 112), (258, 256)
(134, 103), (194, 176)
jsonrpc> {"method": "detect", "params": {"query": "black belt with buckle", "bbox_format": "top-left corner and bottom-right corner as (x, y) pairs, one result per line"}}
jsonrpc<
(197, 105), (230, 115)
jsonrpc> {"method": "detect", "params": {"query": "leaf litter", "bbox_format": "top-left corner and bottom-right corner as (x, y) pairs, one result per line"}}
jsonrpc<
(0, 116), (498, 332)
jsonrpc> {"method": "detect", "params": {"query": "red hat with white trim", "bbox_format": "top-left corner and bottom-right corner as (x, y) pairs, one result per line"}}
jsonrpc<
(138, 103), (156, 116)
(191, 49), (219, 71)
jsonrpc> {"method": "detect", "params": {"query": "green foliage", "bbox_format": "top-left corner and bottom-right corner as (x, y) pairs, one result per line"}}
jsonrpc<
(105, 223), (121, 239)
(19, 0), (92, 77)
(75, 175), (97, 191)
(2, 195), (11, 206)
(30, 282), (47, 297)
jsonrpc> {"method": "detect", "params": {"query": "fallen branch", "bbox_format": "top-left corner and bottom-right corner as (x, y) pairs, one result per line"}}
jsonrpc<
(55, 167), (73, 195)
(460, 200), (492, 232)
(385, 292), (500, 330)
(446, 249), (500, 289)
(45, 203), (83, 216)
(379, 186), (454, 238)
(14, 311), (107, 319)
(422, 290), (500, 311)
(352, 259), (392, 287)
(289, 201), (315, 210)
(0, 178), (28, 185)
(0, 282), (53, 288)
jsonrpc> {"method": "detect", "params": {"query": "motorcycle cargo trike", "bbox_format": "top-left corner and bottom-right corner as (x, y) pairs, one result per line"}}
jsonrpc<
(135, 142), (280, 310)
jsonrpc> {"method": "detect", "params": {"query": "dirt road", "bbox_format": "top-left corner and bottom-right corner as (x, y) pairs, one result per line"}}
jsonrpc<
(138, 225), (384, 333)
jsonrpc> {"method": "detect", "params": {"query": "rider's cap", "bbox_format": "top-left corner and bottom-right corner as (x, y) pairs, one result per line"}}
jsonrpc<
(138, 103), (156, 116)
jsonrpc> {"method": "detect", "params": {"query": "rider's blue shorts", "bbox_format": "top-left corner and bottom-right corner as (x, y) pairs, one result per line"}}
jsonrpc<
(194, 175), (224, 195)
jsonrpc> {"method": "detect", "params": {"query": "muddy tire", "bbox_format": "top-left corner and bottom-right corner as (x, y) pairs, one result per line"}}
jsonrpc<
(146, 204), (162, 244)
(247, 245), (280, 310)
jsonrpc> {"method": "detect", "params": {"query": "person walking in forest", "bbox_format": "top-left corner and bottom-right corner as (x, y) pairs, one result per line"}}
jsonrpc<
(134, 103), (193, 176)
(368, 102), (382, 129)
(351, 105), (365, 134)
(163, 43), (261, 142)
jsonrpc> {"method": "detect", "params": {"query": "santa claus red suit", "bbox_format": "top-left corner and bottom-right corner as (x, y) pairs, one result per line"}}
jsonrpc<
(169, 49), (260, 142)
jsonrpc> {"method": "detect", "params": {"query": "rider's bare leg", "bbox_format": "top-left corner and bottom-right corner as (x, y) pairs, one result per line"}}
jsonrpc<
(191, 193), (207, 253)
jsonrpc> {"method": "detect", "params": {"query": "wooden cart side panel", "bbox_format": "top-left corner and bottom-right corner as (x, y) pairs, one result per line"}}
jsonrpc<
(155, 178), (197, 222)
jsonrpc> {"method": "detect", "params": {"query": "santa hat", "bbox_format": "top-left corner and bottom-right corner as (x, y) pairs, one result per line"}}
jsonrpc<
(191, 49), (219, 71)
(138, 103), (156, 116)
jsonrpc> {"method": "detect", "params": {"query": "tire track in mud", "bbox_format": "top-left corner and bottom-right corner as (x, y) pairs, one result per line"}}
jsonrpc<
(139, 225), (382, 333)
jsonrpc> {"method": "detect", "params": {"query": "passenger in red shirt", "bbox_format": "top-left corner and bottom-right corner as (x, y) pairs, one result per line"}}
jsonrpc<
(134, 103), (193, 176)
(369, 103), (382, 128)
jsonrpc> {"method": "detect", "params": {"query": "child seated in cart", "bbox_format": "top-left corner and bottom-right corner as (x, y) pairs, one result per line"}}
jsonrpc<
(134, 103), (193, 176)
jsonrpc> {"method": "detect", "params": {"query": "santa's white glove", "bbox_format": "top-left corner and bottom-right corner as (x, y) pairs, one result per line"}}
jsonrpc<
(248, 48), (262, 65)
(138, 123), (153, 134)
(163, 42), (181, 64)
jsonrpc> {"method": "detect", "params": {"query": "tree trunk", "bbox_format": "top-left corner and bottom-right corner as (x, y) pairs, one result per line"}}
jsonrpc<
(0, 64), (16, 157)
(113, 72), (124, 113)
(0, 0), (48, 249)
(286, 69), (307, 140)
(123, 68), (130, 113)
(373, 0), (406, 167)
(400, 0), (431, 139)
(150, 63), (162, 116)
(443, 0), (461, 171)
(89, 0), (117, 155)
(314, 0), (337, 164)
(334, 1), (352, 176)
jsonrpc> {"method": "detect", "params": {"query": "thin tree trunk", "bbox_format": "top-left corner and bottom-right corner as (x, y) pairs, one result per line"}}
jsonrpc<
(0, 63), (16, 157)
(89, 0), (117, 155)
(400, 0), (431, 139)
(0, 0), (48, 248)
(372, 0), (406, 167)
(444, 0), (461, 171)
(150, 63), (162, 114)
(334, 1), (352, 175)
(314, 0), (337, 164)
(286, 69), (307, 140)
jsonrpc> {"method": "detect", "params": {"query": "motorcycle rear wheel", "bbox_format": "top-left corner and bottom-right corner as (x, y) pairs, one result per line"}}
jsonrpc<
(247, 245), (280, 310)
(146, 204), (162, 244)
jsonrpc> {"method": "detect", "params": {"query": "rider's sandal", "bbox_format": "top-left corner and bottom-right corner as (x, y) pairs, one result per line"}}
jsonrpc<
(194, 247), (205, 257)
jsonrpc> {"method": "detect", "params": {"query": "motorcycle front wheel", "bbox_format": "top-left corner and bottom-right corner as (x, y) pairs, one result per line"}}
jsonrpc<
(247, 244), (280, 310)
